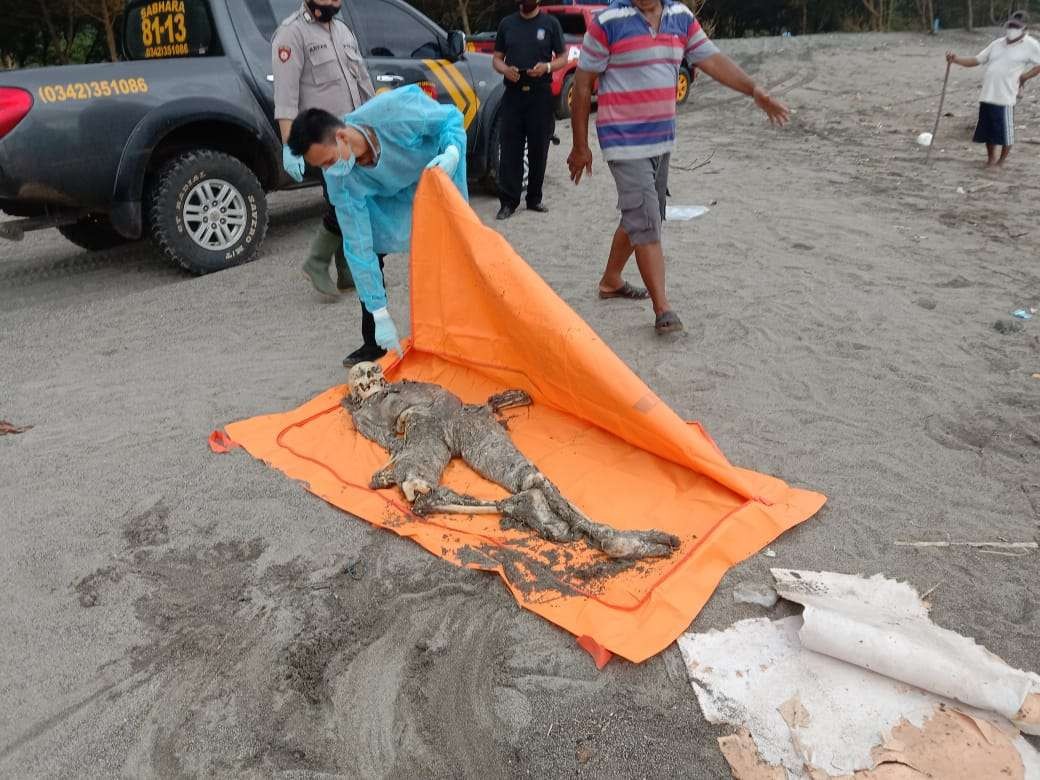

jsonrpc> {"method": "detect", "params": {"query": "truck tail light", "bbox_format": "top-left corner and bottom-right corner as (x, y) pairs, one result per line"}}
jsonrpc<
(0, 88), (33, 140)
(417, 80), (439, 101)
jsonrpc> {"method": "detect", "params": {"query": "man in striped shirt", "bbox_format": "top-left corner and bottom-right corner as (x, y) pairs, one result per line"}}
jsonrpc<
(568, 0), (788, 335)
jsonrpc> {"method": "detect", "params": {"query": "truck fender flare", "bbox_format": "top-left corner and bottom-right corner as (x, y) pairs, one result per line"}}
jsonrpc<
(110, 98), (279, 237)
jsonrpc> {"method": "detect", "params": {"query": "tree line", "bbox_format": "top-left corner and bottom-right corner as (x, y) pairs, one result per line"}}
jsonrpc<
(0, 0), (1033, 69)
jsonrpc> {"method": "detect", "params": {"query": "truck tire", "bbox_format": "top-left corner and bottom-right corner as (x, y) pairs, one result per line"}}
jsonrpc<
(57, 215), (133, 252)
(677, 65), (692, 106)
(148, 150), (268, 275)
(555, 73), (575, 119)
(483, 113), (528, 197)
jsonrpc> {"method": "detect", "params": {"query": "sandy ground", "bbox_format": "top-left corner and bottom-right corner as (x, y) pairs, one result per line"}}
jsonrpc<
(1, 27), (1039, 778)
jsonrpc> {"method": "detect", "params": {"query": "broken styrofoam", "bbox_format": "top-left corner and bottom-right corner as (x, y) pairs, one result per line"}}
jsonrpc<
(665, 205), (709, 221)
(678, 570), (1040, 780)
(678, 615), (1040, 780)
(733, 581), (778, 608)
(772, 569), (1040, 734)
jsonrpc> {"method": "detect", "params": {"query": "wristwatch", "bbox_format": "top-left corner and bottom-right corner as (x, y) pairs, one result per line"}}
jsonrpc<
(546, 61), (552, 74)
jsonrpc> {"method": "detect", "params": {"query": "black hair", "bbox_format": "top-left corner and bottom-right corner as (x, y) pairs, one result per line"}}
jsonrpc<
(1009, 10), (1028, 26)
(287, 108), (345, 157)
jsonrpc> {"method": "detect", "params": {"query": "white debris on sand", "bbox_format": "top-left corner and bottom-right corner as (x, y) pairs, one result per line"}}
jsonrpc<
(679, 570), (1040, 779)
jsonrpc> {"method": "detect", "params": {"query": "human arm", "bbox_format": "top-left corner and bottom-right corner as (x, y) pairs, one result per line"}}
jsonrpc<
(422, 98), (467, 179)
(567, 18), (609, 185)
(695, 53), (789, 125)
(273, 27), (306, 180)
(1022, 64), (1040, 86)
(567, 69), (596, 184)
(946, 51), (980, 67)
(493, 51), (521, 83)
(327, 179), (389, 314)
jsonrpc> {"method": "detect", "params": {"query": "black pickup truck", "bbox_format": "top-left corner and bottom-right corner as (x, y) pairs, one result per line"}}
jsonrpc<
(0, 0), (508, 273)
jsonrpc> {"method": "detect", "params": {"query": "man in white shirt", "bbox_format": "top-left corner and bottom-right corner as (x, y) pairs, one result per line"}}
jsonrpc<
(946, 11), (1040, 166)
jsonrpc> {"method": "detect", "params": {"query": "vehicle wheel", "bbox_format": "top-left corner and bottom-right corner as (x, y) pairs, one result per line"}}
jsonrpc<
(483, 113), (528, 197)
(57, 215), (133, 252)
(556, 73), (575, 119)
(677, 65), (692, 106)
(148, 150), (268, 275)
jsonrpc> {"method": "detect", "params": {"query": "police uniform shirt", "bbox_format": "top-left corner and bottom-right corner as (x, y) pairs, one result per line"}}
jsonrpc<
(494, 11), (565, 88)
(272, 3), (376, 121)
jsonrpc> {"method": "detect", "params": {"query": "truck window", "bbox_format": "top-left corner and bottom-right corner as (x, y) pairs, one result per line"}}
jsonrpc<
(123, 0), (221, 59)
(349, 0), (441, 59)
(554, 13), (588, 39)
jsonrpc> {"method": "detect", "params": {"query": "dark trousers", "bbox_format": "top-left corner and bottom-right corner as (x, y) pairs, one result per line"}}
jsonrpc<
(498, 85), (554, 210)
(360, 255), (386, 348)
(319, 175), (341, 236)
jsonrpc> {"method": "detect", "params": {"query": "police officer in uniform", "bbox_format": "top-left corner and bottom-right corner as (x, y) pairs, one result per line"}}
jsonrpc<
(493, 0), (568, 221)
(273, 0), (374, 298)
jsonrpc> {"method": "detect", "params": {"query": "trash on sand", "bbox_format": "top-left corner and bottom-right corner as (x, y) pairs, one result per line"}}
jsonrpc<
(956, 186), (966, 194)
(995, 319), (1025, 334)
(1012, 309), (1034, 320)
(666, 205), (709, 221)
(0, 420), (32, 435)
(678, 570), (1040, 779)
(1032, 373), (1040, 380)
(916, 131), (933, 146)
(762, 548), (777, 558)
(733, 580), (778, 608)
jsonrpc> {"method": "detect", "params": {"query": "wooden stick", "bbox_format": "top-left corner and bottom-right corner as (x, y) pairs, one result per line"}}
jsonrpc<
(895, 541), (1038, 549)
(926, 61), (952, 164)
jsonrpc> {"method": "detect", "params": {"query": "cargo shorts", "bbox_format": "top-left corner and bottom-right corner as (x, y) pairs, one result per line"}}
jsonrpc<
(607, 153), (670, 246)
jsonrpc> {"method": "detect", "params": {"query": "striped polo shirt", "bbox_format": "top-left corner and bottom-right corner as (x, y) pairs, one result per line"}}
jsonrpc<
(578, 0), (719, 161)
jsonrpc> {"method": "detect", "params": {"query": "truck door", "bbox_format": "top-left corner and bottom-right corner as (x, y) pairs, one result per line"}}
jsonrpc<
(344, 0), (481, 140)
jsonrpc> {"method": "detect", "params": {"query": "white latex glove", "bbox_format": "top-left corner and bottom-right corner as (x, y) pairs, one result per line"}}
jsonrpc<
(371, 307), (401, 354)
(425, 144), (461, 177)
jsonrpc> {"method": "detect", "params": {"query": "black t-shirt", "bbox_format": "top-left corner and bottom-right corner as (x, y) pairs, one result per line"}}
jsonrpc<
(494, 11), (565, 88)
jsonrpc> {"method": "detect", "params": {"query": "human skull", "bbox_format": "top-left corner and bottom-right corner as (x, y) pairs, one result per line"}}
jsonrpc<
(348, 362), (387, 401)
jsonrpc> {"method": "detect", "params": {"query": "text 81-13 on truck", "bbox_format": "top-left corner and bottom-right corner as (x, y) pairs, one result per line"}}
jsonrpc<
(0, 0), (507, 274)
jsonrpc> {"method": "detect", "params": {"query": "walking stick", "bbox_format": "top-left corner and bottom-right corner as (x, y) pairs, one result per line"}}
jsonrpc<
(926, 61), (952, 163)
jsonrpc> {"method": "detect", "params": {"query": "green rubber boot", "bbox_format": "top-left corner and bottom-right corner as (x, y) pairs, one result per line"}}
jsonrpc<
(302, 226), (340, 298)
(334, 244), (354, 291)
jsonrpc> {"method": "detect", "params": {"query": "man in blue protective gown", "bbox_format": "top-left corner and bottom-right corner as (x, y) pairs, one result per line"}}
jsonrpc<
(287, 85), (468, 367)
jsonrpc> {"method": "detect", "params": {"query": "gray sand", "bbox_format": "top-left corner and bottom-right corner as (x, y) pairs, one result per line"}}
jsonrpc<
(2, 29), (1038, 778)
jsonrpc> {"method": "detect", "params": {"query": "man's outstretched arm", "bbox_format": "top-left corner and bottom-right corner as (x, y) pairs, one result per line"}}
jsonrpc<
(695, 53), (790, 126)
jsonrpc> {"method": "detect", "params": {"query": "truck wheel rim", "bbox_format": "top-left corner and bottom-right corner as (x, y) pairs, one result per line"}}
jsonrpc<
(182, 179), (248, 251)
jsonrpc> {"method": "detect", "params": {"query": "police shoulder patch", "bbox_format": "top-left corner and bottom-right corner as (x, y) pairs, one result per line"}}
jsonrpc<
(278, 46), (291, 63)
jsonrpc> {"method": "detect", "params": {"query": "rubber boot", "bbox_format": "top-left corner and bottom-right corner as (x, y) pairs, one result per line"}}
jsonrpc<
(302, 226), (340, 298)
(334, 244), (354, 291)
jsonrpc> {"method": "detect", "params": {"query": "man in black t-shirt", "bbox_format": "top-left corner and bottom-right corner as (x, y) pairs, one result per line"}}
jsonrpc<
(493, 0), (568, 220)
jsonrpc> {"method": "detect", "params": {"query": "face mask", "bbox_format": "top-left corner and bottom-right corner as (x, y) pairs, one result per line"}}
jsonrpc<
(306, 0), (340, 22)
(519, 0), (538, 13)
(1007, 26), (1026, 41)
(326, 138), (355, 177)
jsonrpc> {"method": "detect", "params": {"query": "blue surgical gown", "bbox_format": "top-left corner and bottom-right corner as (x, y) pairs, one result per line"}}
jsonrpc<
(323, 85), (469, 312)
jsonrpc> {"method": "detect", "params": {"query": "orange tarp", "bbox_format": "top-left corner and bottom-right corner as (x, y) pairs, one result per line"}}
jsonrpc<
(223, 170), (825, 665)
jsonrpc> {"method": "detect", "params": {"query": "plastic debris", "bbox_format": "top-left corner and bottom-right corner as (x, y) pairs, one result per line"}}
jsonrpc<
(733, 580), (779, 608)
(666, 205), (709, 221)
(1012, 309), (1034, 320)
(957, 186), (966, 194)
(916, 131), (933, 146)
(678, 570), (1040, 779)
(762, 548), (777, 558)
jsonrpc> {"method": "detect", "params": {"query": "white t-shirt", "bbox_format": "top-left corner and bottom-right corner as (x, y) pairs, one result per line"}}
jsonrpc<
(977, 34), (1040, 105)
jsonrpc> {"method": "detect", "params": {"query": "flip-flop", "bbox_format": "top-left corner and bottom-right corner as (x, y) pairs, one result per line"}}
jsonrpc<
(654, 310), (684, 334)
(598, 281), (650, 300)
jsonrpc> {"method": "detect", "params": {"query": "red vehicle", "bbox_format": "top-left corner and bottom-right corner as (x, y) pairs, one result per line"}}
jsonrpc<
(469, 3), (695, 119)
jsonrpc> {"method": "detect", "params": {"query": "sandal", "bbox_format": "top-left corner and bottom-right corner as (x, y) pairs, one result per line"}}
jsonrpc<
(599, 281), (650, 300)
(654, 310), (684, 334)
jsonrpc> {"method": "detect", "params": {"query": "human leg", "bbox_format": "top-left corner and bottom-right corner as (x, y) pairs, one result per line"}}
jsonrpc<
(525, 88), (554, 209)
(497, 90), (525, 215)
(342, 254), (388, 368)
